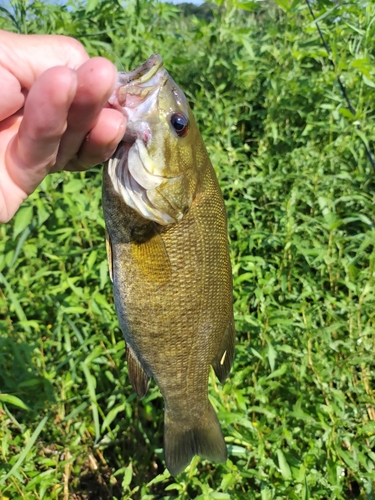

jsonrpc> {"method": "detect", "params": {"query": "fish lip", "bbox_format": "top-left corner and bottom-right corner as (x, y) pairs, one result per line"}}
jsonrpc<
(117, 54), (164, 86)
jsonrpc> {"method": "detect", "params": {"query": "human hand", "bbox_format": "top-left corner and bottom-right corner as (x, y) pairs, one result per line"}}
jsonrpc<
(0, 30), (126, 223)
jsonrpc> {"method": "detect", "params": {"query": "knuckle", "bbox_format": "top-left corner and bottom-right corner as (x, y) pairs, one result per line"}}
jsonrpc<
(56, 36), (89, 67)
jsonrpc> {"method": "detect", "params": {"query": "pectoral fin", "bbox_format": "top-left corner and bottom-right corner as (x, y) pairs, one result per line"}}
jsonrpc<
(212, 314), (235, 383)
(130, 227), (171, 286)
(126, 345), (150, 399)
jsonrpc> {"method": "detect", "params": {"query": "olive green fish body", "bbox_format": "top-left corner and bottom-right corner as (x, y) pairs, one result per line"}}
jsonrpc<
(103, 55), (234, 475)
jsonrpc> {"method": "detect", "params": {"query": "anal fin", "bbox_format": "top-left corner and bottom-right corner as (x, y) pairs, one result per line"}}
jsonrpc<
(126, 345), (150, 398)
(212, 314), (235, 383)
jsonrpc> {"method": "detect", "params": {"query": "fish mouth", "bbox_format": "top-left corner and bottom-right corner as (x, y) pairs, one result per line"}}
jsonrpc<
(108, 54), (167, 119)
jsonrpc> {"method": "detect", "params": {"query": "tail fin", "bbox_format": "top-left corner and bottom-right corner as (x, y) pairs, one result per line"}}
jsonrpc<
(164, 403), (227, 476)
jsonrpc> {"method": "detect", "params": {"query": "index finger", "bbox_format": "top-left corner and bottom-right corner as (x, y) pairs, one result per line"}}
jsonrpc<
(0, 30), (89, 89)
(5, 65), (77, 195)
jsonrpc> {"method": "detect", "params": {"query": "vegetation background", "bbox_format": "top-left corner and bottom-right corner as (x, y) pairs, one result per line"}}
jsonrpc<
(1, 0), (375, 498)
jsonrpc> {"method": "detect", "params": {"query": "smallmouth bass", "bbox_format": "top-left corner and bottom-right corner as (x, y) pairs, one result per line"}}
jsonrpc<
(102, 55), (235, 475)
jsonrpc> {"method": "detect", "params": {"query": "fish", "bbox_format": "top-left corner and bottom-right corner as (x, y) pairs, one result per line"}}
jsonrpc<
(102, 54), (235, 476)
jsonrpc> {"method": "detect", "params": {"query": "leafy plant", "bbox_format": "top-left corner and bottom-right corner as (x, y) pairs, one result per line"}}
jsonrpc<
(1, 0), (375, 498)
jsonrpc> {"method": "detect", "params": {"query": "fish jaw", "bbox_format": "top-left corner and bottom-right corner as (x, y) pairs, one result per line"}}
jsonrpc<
(107, 143), (177, 226)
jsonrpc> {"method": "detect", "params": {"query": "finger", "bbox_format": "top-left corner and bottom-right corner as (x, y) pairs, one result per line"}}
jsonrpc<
(53, 57), (118, 170)
(0, 67), (25, 121)
(5, 66), (77, 194)
(0, 113), (25, 223)
(0, 30), (89, 89)
(61, 108), (126, 171)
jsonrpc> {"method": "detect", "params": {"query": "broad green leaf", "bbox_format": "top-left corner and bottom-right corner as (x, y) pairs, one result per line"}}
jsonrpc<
(85, 0), (99, 12)
(13, 205), (33, 239)
(101, 403), (125, 432)
(274, 0), (291, 12)
(235, 1), (258, 12)
(165, 483), (183, 491)
(146, 469), (171, 487)
(100, 259), (109, 289)
(63, 179), (84, 193)
(122, 464), (133, 489)
(267, 342), (277, 372)
(0, 394), (30, 411)
(276, 450), (292, 480)
(363, 75), (375, 87)
(266, 363), (287, 380)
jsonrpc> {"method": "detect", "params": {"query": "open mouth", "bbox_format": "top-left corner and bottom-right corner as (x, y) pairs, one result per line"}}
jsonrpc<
(108, 54), (167, 146)
(108, 54), (165, 113)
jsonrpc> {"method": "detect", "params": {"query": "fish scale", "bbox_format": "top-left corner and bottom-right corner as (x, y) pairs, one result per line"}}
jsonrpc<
(103, 54), (234, 475)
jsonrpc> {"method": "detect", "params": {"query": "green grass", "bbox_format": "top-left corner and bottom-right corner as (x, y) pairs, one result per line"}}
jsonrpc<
(1, 0), (375, 498)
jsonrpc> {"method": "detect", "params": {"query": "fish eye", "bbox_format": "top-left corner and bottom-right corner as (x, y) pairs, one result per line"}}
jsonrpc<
(170, 113), (189, 137)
